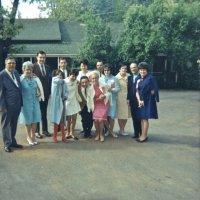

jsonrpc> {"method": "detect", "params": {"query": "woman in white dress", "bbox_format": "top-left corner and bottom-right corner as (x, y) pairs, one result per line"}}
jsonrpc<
(64, 69), (81, 140)
(76, 59), (91, 82)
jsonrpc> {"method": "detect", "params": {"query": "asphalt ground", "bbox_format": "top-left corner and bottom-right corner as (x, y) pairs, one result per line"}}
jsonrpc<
(0, 90), (199, 200)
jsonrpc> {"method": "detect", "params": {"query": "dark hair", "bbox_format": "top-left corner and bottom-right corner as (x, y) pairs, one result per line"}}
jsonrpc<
(138, 62), (149, 71)
(96, 59), (103, 64)
(80, 59), (89, 66)
(59, 57), (67, 62)
(5, 56), (16, 65)
(80, 76), (89, 82)
(36, 50), (46, 56)
(103, 63), (111, 70)
(53, 69), (64, 78)
(119, 62), (128, 68)
(69, 68), (79, 76)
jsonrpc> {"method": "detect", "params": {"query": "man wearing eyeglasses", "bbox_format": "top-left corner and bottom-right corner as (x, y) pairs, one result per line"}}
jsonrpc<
(0, 57), (23, 152)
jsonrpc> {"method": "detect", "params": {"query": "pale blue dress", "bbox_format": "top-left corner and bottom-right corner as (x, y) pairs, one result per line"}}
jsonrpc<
(19, 78), (41, 124)
(99, 75), (120, 119)
(50, 77), (68, 125)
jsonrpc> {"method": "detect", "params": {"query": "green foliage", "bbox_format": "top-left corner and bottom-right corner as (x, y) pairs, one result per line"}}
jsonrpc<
(79, 12), (114, 68)
(40, 0), (84, 21)
(117, 0), (200, 88)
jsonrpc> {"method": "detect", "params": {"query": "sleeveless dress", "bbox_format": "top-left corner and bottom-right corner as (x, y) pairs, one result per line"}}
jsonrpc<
(19, 78), (41, 124)
(93, 85), (109, 120)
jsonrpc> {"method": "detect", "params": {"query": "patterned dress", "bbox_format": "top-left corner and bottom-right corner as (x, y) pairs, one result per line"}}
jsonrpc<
(19, 78), (41, 124)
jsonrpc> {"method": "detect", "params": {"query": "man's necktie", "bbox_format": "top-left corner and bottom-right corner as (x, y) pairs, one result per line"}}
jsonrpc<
(41, 65), (45, 76)
(85, 88), (87, 97)
(11, 72), (15, 79)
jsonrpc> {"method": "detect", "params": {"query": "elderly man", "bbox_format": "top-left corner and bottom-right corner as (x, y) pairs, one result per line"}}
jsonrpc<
(127, 62), (141, 139)
(0, 57), (23, 152)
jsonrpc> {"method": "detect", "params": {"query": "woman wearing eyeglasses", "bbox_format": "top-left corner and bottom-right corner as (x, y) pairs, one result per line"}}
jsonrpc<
(99, 64), (120, 138)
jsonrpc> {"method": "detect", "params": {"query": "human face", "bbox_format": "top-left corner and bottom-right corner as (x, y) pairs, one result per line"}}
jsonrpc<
(24, 68), (32, 77)
(119, 66), (127, 76)
(57, 72), (63, 79)
(81, 78), (89, 89)
(90, 74), (99, 85)
(5, 59), (16, 72)
(59, 59), (67, 70)
(104, 69), (110, 77)
(96, 62), (103, 73)
(130, 63), (138, 74)
(139, 69), (148, 78)
(36, 53), (46, 65)
(69, 74), (76, 81)
(80, 63), (87, 73)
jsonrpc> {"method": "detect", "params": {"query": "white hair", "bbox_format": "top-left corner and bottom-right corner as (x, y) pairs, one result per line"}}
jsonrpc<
(22, 61), (34, 71)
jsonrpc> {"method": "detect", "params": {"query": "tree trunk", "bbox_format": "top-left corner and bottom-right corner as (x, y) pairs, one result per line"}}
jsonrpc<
(0, 0), (19, 70)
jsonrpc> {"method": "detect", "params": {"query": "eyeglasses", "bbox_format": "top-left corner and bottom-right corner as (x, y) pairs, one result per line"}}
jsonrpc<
(104, 69), (110, 71)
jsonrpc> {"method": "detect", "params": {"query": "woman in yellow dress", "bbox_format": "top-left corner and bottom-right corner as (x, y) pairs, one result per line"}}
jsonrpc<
(115, 63), (131, 136)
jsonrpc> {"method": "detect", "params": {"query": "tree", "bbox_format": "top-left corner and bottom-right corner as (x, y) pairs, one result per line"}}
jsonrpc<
(118, 0), (200, 88)
(0, 0), (39, 69)
(40, 0), (84, 21)
(79, 12), (114, 68)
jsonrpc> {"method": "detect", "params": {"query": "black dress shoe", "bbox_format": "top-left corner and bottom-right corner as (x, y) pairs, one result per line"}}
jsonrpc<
(132, 135), (139, 139)
(11, 144), (23, 149)
(136, 137), (148, 143)
(42, 131), (52, 137)
(4, 147), (12, 153)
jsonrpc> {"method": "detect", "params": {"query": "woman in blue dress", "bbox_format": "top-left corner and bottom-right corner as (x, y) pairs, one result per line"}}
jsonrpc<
(99, 64), (120, 138)
(19, 61), (41, 145)
(50, 70), (68, 143)
(136, 62), (159, 142)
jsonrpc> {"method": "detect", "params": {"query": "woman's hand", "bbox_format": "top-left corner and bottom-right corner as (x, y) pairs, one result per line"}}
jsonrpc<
(98, 94), (105, 100)
(138, 100), (144, 108)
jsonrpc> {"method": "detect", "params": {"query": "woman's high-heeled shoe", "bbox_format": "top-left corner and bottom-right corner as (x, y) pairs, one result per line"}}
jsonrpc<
(100, 134), (104, 142)
(95, 135), (100, 141)
(136, 137), (148, 143)
(27, 138), (34, 146)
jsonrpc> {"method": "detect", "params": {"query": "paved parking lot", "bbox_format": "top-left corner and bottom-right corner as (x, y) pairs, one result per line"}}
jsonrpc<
(0, 90), (199, 200)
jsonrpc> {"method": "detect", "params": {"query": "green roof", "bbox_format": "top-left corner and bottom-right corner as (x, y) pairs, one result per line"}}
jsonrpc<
(13, 19), (61, 41)
(11, 19), (122, 55)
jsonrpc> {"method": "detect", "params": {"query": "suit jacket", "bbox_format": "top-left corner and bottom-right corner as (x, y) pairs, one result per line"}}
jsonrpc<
(33, 63), (52, 100)
(127, 74), (140, 107)
(0, 69), (23, 111)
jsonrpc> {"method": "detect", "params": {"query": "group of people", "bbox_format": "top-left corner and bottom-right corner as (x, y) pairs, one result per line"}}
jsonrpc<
(0, 50), (159, 153)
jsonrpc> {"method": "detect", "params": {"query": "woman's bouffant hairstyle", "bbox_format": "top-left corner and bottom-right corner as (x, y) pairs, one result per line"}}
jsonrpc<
(138, 62), (149, 72)
(69, 68), (79, 77)
(53, 69), (64, 79)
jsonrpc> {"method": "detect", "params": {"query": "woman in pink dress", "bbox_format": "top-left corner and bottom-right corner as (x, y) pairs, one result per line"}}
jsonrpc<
(90, 71), (110, 142)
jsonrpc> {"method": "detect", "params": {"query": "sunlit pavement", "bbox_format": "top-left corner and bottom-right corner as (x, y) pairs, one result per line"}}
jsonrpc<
(0, 90), (199, 200)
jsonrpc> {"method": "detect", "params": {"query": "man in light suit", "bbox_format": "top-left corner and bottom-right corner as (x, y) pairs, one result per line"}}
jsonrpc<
(127, 63), (141, 139)
(33, 50), (52, 138)
(0, 57), (23, 152)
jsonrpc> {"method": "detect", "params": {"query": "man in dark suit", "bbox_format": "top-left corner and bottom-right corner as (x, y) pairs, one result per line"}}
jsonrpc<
(127, 63), (141, 139)
(33, 51), (52, 138)
(0, 57), (23, 152)
(59, 57), (70, 78)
